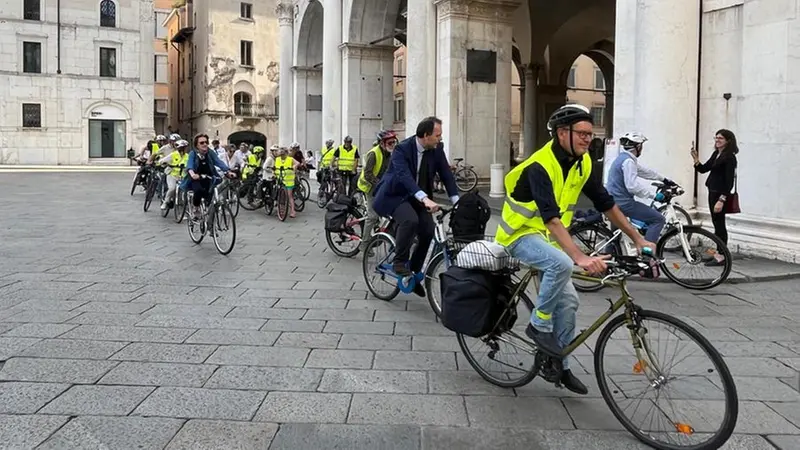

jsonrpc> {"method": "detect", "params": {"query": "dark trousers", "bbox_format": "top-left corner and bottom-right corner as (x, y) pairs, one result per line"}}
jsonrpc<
(393, 200), (435, 273)
(708, 191), (728, 244)
(191, 178), (212, 207)
(340, 171), (356, 196)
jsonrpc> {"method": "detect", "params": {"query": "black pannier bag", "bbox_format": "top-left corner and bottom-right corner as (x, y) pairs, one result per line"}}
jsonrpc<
(439, 266), (510, 337)
(324, 202), (350, 232)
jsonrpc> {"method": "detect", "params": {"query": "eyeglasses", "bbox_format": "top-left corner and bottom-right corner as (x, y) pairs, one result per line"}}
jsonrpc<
(197, 141), (208, 145)
(386, 140), (398, 147)
(571, 130), (594, 140)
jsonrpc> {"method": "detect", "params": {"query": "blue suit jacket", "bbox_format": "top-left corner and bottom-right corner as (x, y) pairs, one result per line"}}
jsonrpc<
(179, 149), (230, 190)
(372, 136), (458, 217)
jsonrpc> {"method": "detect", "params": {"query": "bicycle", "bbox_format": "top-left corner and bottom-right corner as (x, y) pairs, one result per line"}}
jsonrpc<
(325, 195), (393, 258)
(238, 166), (265, 211)
(570, 182), (732, 291)
(143, 166), (168, 213)
(453, 252), (738, 450)
(129, 158), (149, 195)
(186, 174), (237, 255)
(434, 158), (479, 193)
(296, 167), (312, 202)
(264, 167), (293, 221)
(361, 207), (454, 304)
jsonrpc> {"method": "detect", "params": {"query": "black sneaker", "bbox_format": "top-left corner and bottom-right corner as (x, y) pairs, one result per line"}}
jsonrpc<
(393, 262), (412, 277)
(525, 324), (563, 357)
(561, 369), (588, 395)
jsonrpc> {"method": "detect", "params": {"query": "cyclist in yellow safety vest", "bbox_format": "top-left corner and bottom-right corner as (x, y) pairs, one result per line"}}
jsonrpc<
(148, 133), (178, 164)
(333, 135), (359, 196)
(357, 130), (397, 250)
(495, 104), (655, 395)
(241, 144), (262, 180)
(275, 146), (300, 219)
(157, 139), (189, 210)
(318, 138), (335, 184)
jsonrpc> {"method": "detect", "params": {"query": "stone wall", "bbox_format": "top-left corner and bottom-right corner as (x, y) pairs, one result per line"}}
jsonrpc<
(0, 0), (154, 164)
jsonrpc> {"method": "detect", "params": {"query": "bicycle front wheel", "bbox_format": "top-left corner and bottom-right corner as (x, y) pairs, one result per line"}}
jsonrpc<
(143, 180), (156, 212)
(211, 204), (236, 255)
(277, 188), (289, 221)
(657, 226), (732, 290)
(174, 189), (187, 223)
(594, 309), (738, 450)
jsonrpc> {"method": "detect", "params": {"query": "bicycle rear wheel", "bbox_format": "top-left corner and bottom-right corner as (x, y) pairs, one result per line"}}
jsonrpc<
(277, 188), (289, 221)
(657, 226), (732, 290)
(325, 209), (363, 258)
(211, 204), (236, 255)
(455, 167), (479, 192)
(362, 234), (401, 301)
(594, 309), (738, 450)
(143, 179), (156, 212)
(174, 189), (187, 223)
(457, 278), (537, 388)
(227, 185), (240, 217)
(300, 178), (311, 201)
(293, 186), (306, 212)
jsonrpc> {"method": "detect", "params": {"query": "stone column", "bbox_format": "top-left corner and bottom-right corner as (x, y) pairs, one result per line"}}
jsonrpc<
(517, 84), (524, 157)
(322, 0), (342, 146)
(435, 0), (520, 198)
(340, 43), (396, 151)
(405, 0), (437, 136)
(292, 67), (323, 152)
(521, 63), (540, 157)
(277, 2), (294, 147)
(614, 0), (699, 193)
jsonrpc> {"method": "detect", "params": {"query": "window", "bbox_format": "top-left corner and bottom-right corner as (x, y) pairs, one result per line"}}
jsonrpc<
(155, 99), (168, 113)
(23, 42), (42, 73)
(590, 106), (605, 127)
(99, 47), (116, 77)
(395, 56), (404, 77)
(24, 0), (41, 20)
(567, 67), (576, 88)
(240, 3), (252, 19)
(154, 11), (168, 39)
(394, 94), (405, 122)
(22, 103), (42, 128)
(307, 95), (322, 111)
(234, 92), (252, 115)
(240, 41), (253, 66)
(100, 0), (116, 27)
(154, 55), (168, 83)
(594, 69), (605, 91)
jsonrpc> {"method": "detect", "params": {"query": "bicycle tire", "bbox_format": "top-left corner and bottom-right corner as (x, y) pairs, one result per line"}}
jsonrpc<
(228, 186), (240, 218)
(362, 233), (401, 301)
(130, 174), (138, 196)
(212, 204), (236, 255)
(277, 188), (289, 221)
(238, 180), (264, 211)
(594, 309), (738, 450)
(457, 278), (537, 388)
(187, 212), (205, 244)
(569, 222), (622, 292)
(455, 167), (479, 192)
(143, 180), (156, 212)
(657, 226), (732, 290)
(174, 189), (187, 223)
(300, 178), (311, 201)
(658, 204), (692, 251)
(325, 209), (363, 258)
(294, 185), (306, 212)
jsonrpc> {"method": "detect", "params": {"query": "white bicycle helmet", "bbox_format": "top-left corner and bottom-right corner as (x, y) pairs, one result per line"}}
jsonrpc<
(169, 133), (181, 141)
(175, 139), (189, 148)
(620, 132), (648, 149)
(155, 134), (167, 141)
(290, 141), (300, 148)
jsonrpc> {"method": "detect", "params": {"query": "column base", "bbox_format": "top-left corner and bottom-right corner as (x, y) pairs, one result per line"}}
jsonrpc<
(489, 163), (505, 198)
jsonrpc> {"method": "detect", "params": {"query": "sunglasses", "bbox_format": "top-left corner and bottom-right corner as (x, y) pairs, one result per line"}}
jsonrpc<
(197, 141), (208, 145)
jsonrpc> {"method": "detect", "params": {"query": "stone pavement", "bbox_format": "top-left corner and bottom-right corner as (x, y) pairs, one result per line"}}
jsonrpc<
(0, 172), (797, 449)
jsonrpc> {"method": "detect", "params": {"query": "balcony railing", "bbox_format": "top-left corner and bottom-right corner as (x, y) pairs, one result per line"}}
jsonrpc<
(234, 103), (272, 117)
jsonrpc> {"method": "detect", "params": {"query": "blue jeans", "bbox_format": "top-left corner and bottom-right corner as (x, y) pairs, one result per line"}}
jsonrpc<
(509, 234), (579, 370)
(616, 199), (665, 243)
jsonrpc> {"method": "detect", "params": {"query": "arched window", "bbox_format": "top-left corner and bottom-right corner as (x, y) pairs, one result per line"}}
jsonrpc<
(100, 0), (116, 27)
(234, 92), (252, 116)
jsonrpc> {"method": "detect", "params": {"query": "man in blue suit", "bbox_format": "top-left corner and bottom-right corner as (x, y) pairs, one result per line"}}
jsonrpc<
(372, 116), (460, 296)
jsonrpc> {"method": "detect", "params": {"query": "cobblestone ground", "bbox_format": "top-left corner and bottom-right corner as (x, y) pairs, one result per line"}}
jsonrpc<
(0, 172), (798, 449)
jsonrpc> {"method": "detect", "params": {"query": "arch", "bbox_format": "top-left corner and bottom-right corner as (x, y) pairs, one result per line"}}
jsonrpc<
(228, 130), (267, 149)
(347, 0), (403, 44)
(545, 5), (615, 85)
(84, 100), (130, 120)
(233, 79), (256, 97)
(296, 0), (323, 66)
(511, 1), (532, 64)
(100, 0), (116, 28)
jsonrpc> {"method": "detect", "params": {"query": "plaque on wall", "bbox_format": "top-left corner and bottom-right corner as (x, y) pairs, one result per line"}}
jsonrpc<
(307, 95), (322, 111)
(466, 49), (496, 83)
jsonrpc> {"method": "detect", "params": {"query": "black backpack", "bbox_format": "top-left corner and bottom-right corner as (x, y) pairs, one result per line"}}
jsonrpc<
(449, 190), (491, 243)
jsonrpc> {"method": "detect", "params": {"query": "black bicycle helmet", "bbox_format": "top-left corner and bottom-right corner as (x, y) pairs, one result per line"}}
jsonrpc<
(547, 104), (593, 135)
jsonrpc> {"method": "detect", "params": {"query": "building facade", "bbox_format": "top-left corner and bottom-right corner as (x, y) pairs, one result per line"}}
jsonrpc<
(164, 0), (280, 147)
(0, 0), (155, 164)
(281, 0), (800, 261)
(153, 0), (172, 135)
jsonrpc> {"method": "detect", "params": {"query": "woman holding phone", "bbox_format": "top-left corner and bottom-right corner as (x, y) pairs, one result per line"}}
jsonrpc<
(691, 129), (739, 266)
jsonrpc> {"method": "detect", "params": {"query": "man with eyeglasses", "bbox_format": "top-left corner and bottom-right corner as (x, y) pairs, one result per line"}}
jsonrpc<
(494, 104), (655, 395)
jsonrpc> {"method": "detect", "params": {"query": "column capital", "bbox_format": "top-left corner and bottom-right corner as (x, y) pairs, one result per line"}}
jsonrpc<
(276, 2), (294, 26)
(339, 42), (396, 61)
(435, 0), (521, 23)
